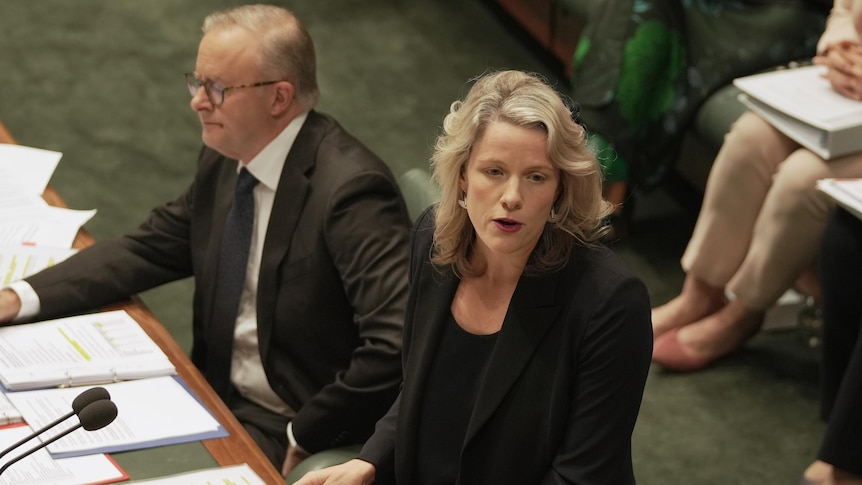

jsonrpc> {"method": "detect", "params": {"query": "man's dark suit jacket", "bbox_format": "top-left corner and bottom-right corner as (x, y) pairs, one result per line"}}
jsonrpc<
(25, 110), (410, 453)
(359, 208), (653, 484)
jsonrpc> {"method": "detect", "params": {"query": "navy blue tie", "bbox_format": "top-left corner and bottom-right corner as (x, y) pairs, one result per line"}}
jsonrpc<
(208, 168), (258, 400)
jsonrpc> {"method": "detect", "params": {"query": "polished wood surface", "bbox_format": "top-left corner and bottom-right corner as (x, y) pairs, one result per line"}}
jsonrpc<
(0, 121), (284, 484)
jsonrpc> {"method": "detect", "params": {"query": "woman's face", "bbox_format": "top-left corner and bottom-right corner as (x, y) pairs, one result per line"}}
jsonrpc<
(460, 120), (560, 266)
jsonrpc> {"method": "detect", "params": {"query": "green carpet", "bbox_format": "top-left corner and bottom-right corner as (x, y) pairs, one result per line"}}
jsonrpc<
(0, 0), (825, 483)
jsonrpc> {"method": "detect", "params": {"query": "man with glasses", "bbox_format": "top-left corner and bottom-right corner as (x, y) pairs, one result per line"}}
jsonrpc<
(0, 4), (410, 477)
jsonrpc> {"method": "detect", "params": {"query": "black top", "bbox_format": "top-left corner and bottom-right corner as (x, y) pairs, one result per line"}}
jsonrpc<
(415, 313), (498, 485)
(359, 206), (653, 484)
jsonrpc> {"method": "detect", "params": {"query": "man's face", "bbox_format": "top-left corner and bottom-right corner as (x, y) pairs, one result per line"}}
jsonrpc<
(189, 27), (276, 161)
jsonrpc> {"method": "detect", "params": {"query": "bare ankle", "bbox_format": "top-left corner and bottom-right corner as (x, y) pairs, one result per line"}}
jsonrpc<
(684, 276), (726, 306)
(652, 281), (728, 337)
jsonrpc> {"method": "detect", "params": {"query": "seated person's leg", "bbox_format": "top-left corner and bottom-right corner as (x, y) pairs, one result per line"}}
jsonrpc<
(653, 112), (795, 337)
(655, 137), (862, 371)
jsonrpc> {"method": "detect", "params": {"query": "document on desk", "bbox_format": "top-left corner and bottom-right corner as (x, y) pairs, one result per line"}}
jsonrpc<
(0, 423), (127, 485)
(734, 65), (862, 159)
(0, 244), (77, 286)
(817, 178), (862, 220)
(0, 392), (22, 426)
(0, 206), (96, 248)
(0, 193), (47, 212)
(0, 143), (62, 196)
(7, 376), (227, 458)
(127, 463), (267, 484)
(0, 309), (176, 391)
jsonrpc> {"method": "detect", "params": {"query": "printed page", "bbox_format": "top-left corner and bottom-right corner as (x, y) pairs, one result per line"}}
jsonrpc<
(127, 464), (266, 484)
(0, 245), (77, 286)
(0, 143), (62, 195)
(6, 376), (226, 457)
(0, 193), (46, 212)
(0, 424), (127, 485)
(0, 206), (96, 249)
(0, 310), (175, 391)
(817, 178), (862, 220)
(0, 392), (21, 426)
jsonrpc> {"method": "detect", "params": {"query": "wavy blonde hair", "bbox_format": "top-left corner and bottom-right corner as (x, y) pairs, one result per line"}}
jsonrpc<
(430, 70), (612, 276)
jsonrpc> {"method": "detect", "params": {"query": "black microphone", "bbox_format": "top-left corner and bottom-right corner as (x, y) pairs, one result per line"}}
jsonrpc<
(0, 399), (118, 475)
(0, 386), (110, 462)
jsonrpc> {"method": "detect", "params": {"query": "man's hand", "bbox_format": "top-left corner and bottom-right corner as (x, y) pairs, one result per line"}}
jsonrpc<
(0, 289), (22, 324)
(290, 459), (376, 485)
(815, 41), (862, 100)
(281, 442), (311, 477)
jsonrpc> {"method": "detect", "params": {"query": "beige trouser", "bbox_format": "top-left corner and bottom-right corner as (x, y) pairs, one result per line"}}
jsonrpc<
(681, 111), (862, 311)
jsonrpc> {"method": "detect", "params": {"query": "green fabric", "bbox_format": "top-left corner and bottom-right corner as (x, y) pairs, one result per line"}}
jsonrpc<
(617, 21), (684, 125)
(571, 0), (827, 189)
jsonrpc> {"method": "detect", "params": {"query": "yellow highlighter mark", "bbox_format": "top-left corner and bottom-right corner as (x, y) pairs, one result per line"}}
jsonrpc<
(58, 328), (92, 361)
(3, 255), (15, 286)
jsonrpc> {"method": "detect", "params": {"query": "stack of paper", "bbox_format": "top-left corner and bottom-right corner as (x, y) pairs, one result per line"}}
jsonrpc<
(817, 178), (862, 220)
(0, 245), (77, 286)
(0, 310), (229, 482)
(0, 310), (176, 391)
(0, 143), (240, 482)
(0, 393), (21, 426)
(733, 65), (862, 159)
(0, 144), (96, 248)
(0, 424), (127, 485)
(7, 376), (226, 458)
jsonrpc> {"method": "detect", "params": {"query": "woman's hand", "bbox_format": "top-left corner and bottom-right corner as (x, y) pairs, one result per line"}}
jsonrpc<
(814, 41), (862, 100)
(291, 459), (376, 485)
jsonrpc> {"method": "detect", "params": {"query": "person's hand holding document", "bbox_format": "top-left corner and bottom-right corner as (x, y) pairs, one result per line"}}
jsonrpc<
(815, 40), (862, 100)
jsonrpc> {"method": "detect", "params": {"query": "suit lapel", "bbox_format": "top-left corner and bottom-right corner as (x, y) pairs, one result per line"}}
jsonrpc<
(463, 270), (561, 444)
(255, 112), (321, 359)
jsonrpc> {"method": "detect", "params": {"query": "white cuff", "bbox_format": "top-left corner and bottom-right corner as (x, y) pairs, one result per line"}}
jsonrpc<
(286, 421), (308, 454)
(5, 281), (40, 321)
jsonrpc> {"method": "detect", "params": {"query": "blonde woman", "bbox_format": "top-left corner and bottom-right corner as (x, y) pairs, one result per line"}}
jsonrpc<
(295, 70), (652, 485)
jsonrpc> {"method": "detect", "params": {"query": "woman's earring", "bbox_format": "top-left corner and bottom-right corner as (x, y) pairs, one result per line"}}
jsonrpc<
(548, 208), (558, 222)
(458, 196), (467, 209)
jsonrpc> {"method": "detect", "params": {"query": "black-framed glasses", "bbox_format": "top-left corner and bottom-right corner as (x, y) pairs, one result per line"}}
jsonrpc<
(184, 73), (281, 107)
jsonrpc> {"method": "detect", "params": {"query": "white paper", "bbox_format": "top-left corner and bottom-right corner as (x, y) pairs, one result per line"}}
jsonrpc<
(818, 178), (862, 220)
(0, 392), (21, 425)
(0, 194), (47, 211)
(0, 206), (96, 249)
(0, 310), (175, 391)
(734, 65), (862, 130)
(127, 464), (266, 484)
(0, 245), (77, 286)
(6, 377), (224, 457)
(0, 424), (126, 485)
(0, 144), (62, 196)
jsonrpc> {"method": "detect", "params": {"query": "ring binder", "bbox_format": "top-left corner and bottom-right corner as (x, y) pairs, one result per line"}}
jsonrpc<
(0, 310), (176, 391)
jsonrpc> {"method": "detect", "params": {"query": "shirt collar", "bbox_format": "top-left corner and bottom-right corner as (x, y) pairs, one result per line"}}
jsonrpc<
(236, 110), (309, 190)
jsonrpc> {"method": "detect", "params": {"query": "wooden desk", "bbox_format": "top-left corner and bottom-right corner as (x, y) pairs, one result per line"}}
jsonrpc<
(0, 121), (284, 484)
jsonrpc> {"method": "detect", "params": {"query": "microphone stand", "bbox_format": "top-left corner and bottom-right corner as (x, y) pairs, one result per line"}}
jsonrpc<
(0, 423), (83, 475)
